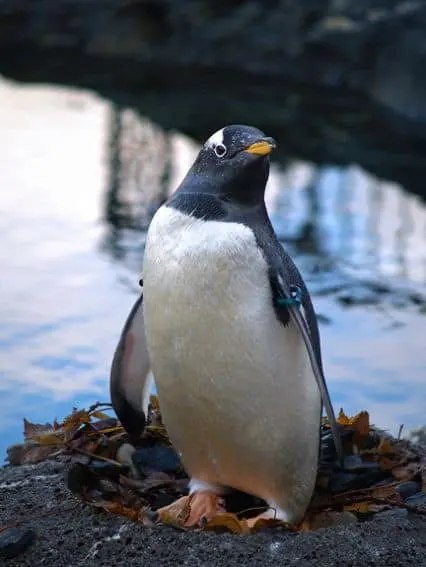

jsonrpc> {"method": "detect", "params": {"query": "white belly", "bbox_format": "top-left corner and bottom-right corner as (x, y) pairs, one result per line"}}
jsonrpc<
(142, 206), (321, 521)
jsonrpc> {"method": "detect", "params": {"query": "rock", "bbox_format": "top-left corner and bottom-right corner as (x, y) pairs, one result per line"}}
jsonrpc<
(342, 455), (382, 472)
(405, 492), (426, 510)
(0, 527), (35, 559)
(397, 481), (422, 501)
(132, 446), (183, 475)
(328, 469), (388, 494)
(1, 1), (426, 197)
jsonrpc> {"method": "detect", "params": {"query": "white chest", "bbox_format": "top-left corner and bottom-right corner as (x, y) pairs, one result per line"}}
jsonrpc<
(142, 206), (272, 334)
(141, 205), (321, 505)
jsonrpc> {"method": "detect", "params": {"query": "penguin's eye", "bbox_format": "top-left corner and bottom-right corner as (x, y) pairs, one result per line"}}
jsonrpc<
(214, 143), (227, 158)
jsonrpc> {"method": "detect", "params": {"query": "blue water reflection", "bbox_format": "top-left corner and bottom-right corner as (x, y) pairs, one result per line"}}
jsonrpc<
(0, 79), (425, 463)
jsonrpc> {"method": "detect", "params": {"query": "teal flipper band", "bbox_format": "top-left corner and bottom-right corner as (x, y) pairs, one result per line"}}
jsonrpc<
(277, 285), (302, 309)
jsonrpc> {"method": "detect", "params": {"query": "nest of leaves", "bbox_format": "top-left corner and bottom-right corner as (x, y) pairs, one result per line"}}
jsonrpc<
(6, 398), (426, 534)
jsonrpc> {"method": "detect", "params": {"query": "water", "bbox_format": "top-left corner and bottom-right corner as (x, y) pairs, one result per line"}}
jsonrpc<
(1, 78), (425, 463)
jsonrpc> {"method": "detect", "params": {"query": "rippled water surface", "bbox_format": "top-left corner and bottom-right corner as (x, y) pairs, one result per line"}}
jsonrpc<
(1, 78), (425, 462)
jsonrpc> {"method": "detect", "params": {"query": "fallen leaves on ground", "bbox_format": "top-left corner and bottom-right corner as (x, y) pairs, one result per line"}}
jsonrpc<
(5, 402), (426, 535)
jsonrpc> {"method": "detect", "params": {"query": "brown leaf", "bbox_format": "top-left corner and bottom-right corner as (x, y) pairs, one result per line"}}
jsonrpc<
(203, 513), (250, 534)
(149, 395), (161, 412)
(371, 484), (401, 501)
(158, 495), (192, 527)
(336, 410), (370, 438)
(349, 411), (370, 437)
(96, 500), (145, 523)
(30, 433), (65, 446)
(23, 418), (54, 441)
(344, 502), (389, 514)
(331, 482), (401, 507)
(62, 409), (91, 429)
(377, 438), (394, 455)
(6, 443), (62, 465)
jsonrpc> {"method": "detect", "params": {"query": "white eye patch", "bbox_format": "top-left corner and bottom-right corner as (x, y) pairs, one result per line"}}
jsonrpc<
(205, 128), (228, 158)
(205, 128), (225, 149)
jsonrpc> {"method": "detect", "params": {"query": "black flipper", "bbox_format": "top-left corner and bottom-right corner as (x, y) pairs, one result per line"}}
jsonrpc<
(110, 293), (152, 440)
(271, 268), (343, 465)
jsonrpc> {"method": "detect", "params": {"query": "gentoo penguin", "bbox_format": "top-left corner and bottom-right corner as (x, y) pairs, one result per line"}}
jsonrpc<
(111, 124), (342, 526)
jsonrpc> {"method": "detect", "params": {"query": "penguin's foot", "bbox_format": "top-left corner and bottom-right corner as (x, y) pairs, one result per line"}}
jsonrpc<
(147, 492), (226, 528)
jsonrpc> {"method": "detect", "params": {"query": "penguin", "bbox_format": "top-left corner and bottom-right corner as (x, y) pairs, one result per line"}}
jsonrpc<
(111, 124), (342, 527)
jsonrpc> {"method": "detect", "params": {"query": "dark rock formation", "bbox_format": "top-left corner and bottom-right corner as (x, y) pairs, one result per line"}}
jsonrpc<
(1, 0), (426, 196)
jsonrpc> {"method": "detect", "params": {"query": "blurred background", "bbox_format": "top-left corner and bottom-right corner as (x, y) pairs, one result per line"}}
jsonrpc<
(1, 1), (426, 461)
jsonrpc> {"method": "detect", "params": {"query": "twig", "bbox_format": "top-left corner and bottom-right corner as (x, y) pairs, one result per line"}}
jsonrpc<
(72, 448), (123, 467)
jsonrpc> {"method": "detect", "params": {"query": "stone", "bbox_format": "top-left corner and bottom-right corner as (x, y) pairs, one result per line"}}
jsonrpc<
(132, 446), (183, 475)
(405, 492), (426, 510)
(0, 527), (35, 559)
(396, 481), (422, 501)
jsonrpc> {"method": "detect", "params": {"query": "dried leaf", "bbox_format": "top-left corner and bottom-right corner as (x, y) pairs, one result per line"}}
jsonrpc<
(344, 502), (389, 514)
(371, 484), (401, 501)
(336, 410), (370, 437)
(62, 409), (91, 429)
(377, 438), (394, 455)
(30, 433), (65, 446)
(158, 495), (191, 527)
(349, 411), (370, 437)
(23, 418), (54, 441)
(149, 395), (161, 412)
(337, 409), (350, 425)
(96, 501), (145, 523)
(6, 443), (62, 465)
(203, 513), (250, 534)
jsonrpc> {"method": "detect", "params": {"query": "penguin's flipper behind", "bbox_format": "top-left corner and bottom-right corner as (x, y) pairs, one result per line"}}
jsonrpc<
(273, 272), (343, 464)
(110, 293), (153, 440)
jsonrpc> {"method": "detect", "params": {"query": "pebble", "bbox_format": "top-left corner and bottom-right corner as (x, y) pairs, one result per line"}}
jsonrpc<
(328, 468), (388, 494)
(0, 527), (35, 559)
(342, 455), (382, 472)
(396, 481), (422, 501)
(405, 492), (426, 509)
(132, 446), (183, 475)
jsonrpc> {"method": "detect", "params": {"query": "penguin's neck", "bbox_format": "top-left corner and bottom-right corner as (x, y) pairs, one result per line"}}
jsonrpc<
(167, 190), (270, 226)
(175, 161), (269, 209)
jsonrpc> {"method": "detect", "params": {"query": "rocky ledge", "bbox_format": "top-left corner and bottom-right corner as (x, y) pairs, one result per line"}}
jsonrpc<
(0, 459), (426, 567)
(1, 1), (426, 196)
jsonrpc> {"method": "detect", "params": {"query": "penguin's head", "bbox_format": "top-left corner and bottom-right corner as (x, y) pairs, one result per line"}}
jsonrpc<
(179, 125), (276, 205)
